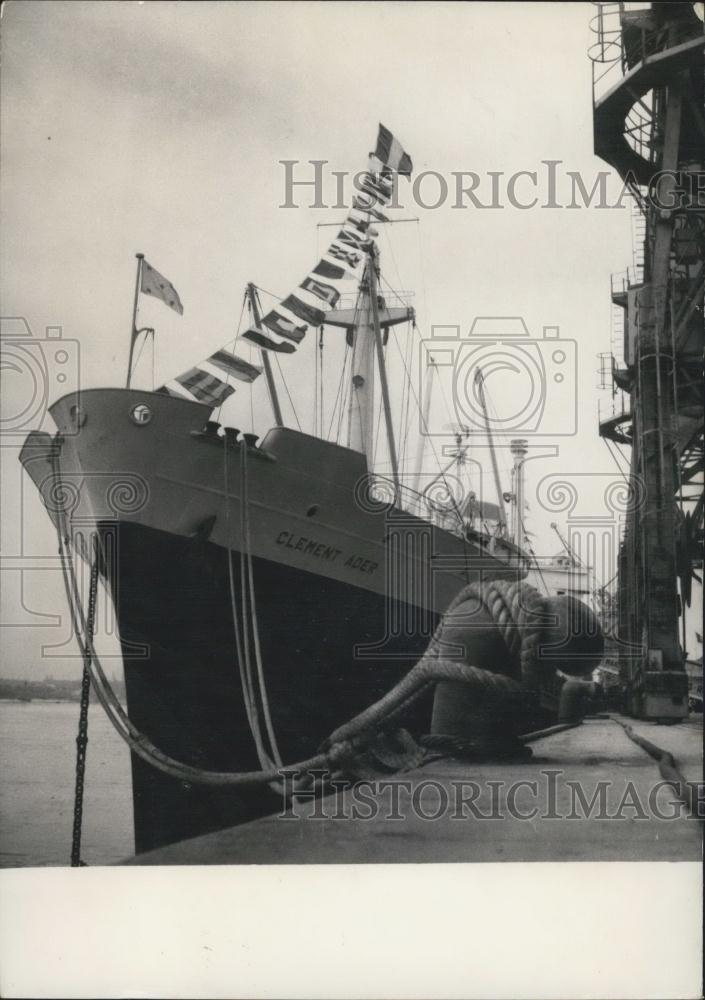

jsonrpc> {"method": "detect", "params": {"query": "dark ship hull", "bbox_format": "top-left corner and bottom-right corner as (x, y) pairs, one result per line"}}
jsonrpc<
(22, 388), (526, 853)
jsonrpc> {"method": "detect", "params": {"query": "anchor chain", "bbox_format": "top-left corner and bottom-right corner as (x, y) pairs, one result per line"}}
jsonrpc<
(70, 536), (99, 867)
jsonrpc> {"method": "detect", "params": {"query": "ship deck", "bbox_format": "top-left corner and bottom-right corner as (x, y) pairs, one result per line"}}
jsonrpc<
(125, 715), (703, 865)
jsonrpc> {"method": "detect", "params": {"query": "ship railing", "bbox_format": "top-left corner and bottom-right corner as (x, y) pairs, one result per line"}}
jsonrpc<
(365, 473), (502, 546)
(367, 473), (462, 526)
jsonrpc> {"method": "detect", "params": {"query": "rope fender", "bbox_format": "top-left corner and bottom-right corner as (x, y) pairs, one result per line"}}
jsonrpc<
(431, 577), (551, 690)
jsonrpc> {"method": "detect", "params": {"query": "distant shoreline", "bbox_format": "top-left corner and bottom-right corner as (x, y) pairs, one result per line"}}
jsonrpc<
(0, 679), (126, 703)
(0, 697), (77, 704)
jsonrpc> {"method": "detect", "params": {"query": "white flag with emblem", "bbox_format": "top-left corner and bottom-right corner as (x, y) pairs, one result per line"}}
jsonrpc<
(140, 259), (184, 315)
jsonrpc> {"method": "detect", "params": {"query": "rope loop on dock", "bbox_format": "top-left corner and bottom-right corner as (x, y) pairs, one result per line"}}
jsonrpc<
(318, 579), (547, 766)
(321, 656), (525, 758)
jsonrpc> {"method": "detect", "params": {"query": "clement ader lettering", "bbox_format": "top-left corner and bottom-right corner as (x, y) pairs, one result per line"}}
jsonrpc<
(276, 530), (378, 574)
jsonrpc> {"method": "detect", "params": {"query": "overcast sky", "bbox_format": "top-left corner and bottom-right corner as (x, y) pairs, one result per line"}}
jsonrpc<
(2, 1), (649, 679)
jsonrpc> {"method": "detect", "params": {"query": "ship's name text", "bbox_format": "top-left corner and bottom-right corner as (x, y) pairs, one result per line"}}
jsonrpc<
(276, 531), (378, 574)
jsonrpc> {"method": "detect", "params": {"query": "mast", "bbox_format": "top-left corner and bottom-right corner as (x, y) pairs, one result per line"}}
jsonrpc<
(475, 369), (508, 536)
(368, 247), (400, 500)
(412, 356), (436, 494)
(510, 438), (528, 550)
(346, 261), (377, 458)
(126, 253), (144, 389)
(247, 282), (283, 427)
(324, 247), (413, 479)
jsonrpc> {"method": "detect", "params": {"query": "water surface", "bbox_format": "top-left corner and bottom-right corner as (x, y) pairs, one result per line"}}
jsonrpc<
(0, 700), (133, 867)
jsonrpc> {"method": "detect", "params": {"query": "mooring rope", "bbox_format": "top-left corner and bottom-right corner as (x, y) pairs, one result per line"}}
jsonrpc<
(222, 432), (264, 759)
(610, 715), (702, 819)
(239, 438), (282, 767)
(519, 721), (583, 743)
(50, 433), (547, 789)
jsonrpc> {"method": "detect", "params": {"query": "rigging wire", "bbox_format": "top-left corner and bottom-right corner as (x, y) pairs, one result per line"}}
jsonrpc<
(327, 288), (364, 443)
(312, 329), (319, 436)
(337, 354), (353, 445)
(251, 282), (285, 305)
(386, 320), (450, 489)
(274, 353), (302, 431)
(435, 371), (458, 435)
(614, 439), (633, 473)
(380, 225), (411, 313)
(240, 441), (283, 767)
(129, 329), (152, 387)
(377, 317), (474, 576)
(390, 327), (408, 470)
(249, 282), (304, 432)
(416, 218), (429, 335)
(223, 441), (268, 764)
(372, 365), (385, 466)
(319, 328), (325, 439)
(603, 436), (631, 484)
(520, 515), (550, 596)
(215, 292), (247, 425)
(397, 321), (416, 470)
(327, 343), (350, 441)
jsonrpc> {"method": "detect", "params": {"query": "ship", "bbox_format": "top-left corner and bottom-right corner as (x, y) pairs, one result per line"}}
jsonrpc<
(19, 127), (530, 854)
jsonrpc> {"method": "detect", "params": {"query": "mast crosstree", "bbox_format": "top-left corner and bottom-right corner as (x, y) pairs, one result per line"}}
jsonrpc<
(325, 246), (413, 483)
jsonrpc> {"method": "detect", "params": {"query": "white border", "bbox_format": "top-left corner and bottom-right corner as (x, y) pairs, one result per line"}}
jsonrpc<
(0, 862), (702, 998)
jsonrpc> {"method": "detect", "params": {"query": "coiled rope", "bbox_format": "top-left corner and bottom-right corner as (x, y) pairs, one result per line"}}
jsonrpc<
(51, 434), (545, 788)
